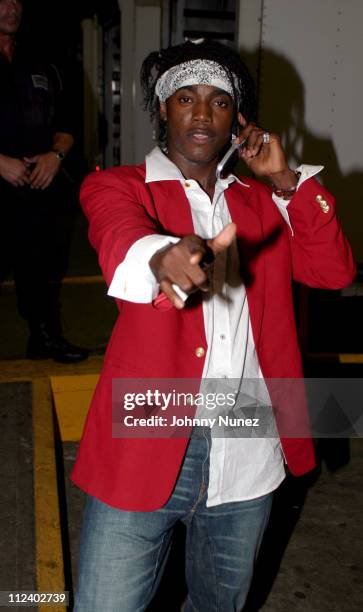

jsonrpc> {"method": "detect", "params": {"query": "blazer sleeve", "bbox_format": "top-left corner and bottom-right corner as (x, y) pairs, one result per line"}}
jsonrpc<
(284, 177), (356, 288)
(80, 167), (160, 286)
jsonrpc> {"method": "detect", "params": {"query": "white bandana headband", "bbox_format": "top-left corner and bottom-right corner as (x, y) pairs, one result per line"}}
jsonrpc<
(155, 59), (239, 103)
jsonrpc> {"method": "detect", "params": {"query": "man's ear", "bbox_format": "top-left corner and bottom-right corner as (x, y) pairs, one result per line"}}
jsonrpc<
(159, 102), (167, 122)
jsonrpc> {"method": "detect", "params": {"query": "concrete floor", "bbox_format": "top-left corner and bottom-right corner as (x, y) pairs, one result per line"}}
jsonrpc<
(2, 378), (362, 611)
(0, 382), (36, 595)
(1, 209), (362, 610)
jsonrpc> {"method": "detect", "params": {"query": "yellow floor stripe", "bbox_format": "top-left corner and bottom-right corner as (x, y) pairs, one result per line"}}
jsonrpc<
(2, 275), (104, 290)
(0, 355), (103, 383)
(339, 354), (363, 364)
(306, 353), (363, 364)
(1, 352), (361, 386)
(32, 378), (66, 612)
(61, 275), (104, 285)
(50, 374), (99, 441)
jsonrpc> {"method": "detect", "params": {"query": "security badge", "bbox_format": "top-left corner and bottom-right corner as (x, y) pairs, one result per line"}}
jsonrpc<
(31, 74), (49, 90)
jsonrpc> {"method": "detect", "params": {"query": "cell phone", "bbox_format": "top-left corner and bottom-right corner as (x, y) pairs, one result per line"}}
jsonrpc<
(216, 137), (247, 180)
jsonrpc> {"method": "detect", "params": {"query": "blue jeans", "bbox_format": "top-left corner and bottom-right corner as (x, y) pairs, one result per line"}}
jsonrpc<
(74, 431), (272, 611)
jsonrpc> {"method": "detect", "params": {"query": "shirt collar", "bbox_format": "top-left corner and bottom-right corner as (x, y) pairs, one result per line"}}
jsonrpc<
(145, 146), (250, 188)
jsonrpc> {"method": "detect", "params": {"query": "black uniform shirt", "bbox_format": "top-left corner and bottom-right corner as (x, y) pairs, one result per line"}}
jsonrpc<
(0, 49), (73, 158)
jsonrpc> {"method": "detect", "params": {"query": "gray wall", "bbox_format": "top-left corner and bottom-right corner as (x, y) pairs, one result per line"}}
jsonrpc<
(238, 0), (363, 261)
(119, 0), (161, 165)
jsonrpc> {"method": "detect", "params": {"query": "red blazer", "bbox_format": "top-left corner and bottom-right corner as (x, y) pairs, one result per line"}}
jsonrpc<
(71, 165), (355, 511)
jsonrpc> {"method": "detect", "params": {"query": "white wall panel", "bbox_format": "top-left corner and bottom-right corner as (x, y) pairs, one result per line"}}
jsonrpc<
(260, 0), (362, 173)
(252, 0), (363, 259)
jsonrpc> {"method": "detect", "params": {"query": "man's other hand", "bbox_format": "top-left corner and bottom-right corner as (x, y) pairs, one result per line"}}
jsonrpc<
(236, 116), (298, 190)
(149, 223), (236, 309)
(24, 152), (62, 190)
(0, 154), (31, 187)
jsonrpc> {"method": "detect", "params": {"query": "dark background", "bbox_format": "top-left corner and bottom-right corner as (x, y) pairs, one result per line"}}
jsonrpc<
(18, 0), (120, 166)
(20, 0), (120, 56)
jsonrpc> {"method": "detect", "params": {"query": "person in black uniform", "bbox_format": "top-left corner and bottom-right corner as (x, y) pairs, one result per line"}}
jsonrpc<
(0, 0), (88, 363)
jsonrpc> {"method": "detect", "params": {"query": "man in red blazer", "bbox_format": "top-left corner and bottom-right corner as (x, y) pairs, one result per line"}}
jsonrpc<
(72, 40), (355, 611)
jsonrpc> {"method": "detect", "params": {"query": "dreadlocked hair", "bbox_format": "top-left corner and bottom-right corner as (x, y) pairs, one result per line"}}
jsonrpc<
(140, 39), (257, 144)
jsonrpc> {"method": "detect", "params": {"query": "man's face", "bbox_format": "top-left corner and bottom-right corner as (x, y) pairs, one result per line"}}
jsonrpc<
(0, 0), (22, 36)
(160, 84), (235, 168)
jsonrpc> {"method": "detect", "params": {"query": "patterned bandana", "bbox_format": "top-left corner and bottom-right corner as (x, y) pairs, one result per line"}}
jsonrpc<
(155, 59), (238, 103)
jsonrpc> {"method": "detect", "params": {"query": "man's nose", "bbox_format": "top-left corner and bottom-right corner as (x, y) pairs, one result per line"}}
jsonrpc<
(192, 101), (212, 122)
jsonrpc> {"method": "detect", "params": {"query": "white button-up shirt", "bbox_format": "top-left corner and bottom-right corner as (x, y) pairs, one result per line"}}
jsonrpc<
(108, 147), (322, 506)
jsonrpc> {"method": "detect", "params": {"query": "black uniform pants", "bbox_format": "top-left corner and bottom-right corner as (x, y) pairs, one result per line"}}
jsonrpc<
(0, 175), (75, 334)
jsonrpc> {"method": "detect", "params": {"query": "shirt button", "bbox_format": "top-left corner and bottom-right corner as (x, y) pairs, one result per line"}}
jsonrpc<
(195, 347), (205, 358)
(185, 182), (191, 188)
(220, 334), (226, 340)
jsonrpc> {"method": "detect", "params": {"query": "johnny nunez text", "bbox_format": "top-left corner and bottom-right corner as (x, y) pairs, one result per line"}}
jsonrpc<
(121, 415), (260, 428)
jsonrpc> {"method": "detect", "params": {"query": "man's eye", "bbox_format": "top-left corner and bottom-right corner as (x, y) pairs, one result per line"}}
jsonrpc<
(179, 96), (192, 103)
(215, 99), (229, 108)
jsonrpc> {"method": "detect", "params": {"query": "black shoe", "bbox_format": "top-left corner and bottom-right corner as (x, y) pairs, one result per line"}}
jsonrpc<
(26, 325), (89, 364)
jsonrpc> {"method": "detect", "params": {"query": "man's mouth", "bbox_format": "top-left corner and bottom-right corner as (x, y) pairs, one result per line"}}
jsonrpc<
(6, 15), (20, 24)
(188, 129), (215, 143)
